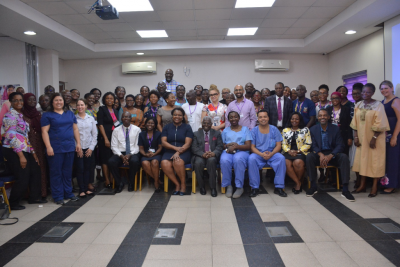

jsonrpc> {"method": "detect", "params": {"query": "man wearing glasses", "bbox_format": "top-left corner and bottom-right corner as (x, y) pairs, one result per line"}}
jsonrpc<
(219, 88), (231, 105)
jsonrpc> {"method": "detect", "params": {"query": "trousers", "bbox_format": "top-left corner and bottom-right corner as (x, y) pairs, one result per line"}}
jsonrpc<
(108, 152), (141, 186)
(75, 149), (95, 193)
(47, 151), (75, 202)
(248, 153), (286, 189)
(193, 156), (217, 189)
(220, 151), (249, 188)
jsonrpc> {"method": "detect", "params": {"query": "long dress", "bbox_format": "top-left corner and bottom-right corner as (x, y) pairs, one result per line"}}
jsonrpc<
(350, 101), (389, 177)
(383, 97), (400, 188)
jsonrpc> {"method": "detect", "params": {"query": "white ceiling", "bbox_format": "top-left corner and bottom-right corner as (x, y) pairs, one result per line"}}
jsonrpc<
(0, 0), (400, 59)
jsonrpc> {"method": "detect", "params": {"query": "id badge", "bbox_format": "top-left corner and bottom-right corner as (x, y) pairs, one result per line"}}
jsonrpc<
(188, 116), (194, 123)
(131, 114), (137, 118)
(332, 122), (338, 126)
(114, 121), (120, 127)
(213, 116), (220, 126)
(240, 114), (244, 118)
(149, 148), (155, 153)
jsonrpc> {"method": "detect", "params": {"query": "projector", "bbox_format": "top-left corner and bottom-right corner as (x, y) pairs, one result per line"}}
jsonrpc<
(95, 5), (119, 20)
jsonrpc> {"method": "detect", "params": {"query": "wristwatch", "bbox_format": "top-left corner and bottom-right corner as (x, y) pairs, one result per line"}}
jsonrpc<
(373, 136), (377, 139)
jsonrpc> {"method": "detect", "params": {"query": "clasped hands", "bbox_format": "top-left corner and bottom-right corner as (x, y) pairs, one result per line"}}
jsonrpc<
(226, 142), (238, 154)
(170, 147), (185, 162)
(202, 151), (215, 159)
(318, 153), (333, 168)
(120, 154), (132, 165)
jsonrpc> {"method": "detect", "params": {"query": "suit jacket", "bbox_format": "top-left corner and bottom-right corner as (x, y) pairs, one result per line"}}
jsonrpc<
(309, 123), (344, 155)
(264, 95), (293, 127)
(326, 105), (353, 141)
(191, 129), (224, 165)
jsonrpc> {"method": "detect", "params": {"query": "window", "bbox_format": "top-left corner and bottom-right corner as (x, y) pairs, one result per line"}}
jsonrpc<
(342, 70), (367, 102)
(25, 43), (38, 94)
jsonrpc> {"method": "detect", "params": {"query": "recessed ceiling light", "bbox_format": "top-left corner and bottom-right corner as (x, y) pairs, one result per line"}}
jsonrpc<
(235, 0), (275, 8)
(24, 31), (36, 35)
(108, 0), (153, 12)
(227, 28), (258, 36)
(137, 52), (144, 55)
(137, 30), (168, 38)
(345, 30), (356, 35)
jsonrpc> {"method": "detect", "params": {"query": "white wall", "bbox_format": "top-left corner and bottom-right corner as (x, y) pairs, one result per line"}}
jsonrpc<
(0, 37), (27, 87)
(62, 53), (329, 97)
(37, 48), (59, 95)
(59, 59), (65, 82)
(328, 29), (385, 100)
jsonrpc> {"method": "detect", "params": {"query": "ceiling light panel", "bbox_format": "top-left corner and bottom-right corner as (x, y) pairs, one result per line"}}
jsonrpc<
(108, 0), (154, 12)
(235, 0), (276, 8)
(345, 30), (356, 34)
(24, 31), (36, 35)
(137, 30), (168, 38)
(227, 27), (258, 36)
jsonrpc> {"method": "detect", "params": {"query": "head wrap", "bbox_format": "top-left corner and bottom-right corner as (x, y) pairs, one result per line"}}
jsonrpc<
(22, 93), (41, 133)
(331, 92), (342, 99)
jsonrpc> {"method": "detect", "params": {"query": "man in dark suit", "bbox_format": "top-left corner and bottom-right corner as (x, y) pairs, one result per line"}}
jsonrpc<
(306, 109), (355, 202)
(191, 116), (224, 197)
(264, 82), (293, 132)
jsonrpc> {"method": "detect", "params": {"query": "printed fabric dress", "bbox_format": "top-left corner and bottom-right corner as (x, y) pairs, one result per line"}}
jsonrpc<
(202, 103), (227, 130)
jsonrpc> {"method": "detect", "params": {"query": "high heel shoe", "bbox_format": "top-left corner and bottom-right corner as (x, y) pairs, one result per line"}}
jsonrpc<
(292, 186), (302, 195)
(351, 189), (366, 194)
(381, 189), (396, 194)
(368, 193), (377, 198)
(172, 191), (180, 195)
(104, 183), (112, 189)
(155, 187), (161, 193)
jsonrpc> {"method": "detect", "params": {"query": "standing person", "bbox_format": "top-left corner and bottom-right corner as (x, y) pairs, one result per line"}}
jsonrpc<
(349, 85), (363, 188)
(284, 86), (291, 98)
(261, 88), (271, 101)
(175, 85), (187, 106)
(350, 83), (364, 118)
(351, 83), (389, 197)
(22, 93), (48, 199)
(248, 109), (287, 197)
(326, 92), (353, 155)
(191, 116), (223, 197)
(41, 93), (81, 205)
(140, 86), (150, 107)
(157, 69), (180, 96)
(156, 82), (167, 106)
(337, 86), (354, 111)
(220, 88), (231, 105)
(135, 94), (145, 111)
(220, 111), (252, 198)
(380, 80), (400, 194)
(225, 85), (257, 130)
(293, 84), (316, 128)
(201, 86), (227, 131)
(97, 92), (118, 189)
(310, 90), (319, 104)
(182, 90), (204, 132)
(306, 109), (355, 201)
(244, 83), (255, 100)
(316, 86), (332, 116)
(143, 90), (163, 120)
(157, 92), (178, 132)
(225, 93), (235, 106)
(139, 117), (162, 192)
(3, 92), (44, 210)
(251, 90), (264, 114)
(161, 108), (193, 196)
(75, 99), (97, 198)
(61, 90), (72, 110)
(121, 94), (144, 129)
(108, 111), (141, 193)
(194, 85), (204, 103)
(84, 93), (97, 120)
(70, 89), (80, 111)
(90, 88), (102, 112)
(264, 82), (293, 131)
(38, 94), (50, 114)
(115, 86), (126, 109)
(44, 85), (55, 97)
(290, 89), (298, 101)
(0, 85), (15, 128)
(15, 86), (25, 94)
(201, 89), (210, 105)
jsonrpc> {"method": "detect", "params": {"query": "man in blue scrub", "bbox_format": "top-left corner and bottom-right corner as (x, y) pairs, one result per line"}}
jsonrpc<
(248, 109), (287, 197)
(292, 85), (316, 128)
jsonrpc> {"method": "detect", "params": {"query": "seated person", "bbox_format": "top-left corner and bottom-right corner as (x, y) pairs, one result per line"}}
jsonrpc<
(248, 109), (287, 197)
(306, 109), (355, 201)
(161, 107), (193, 196)
(220, 111), (252, 199)
(281, 112), (312, 194)
(108, 111), (141, 193)
(139, 117), (162, 192)
(191, 116), (224, 197)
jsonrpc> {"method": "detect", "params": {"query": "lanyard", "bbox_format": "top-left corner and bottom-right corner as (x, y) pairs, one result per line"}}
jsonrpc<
(108, 109), (117, 122)
(211, 102), (219, 113)
(150, 106), (158, 117)
(122, 125), (131, 138)
(188, 103), (197, 115)
(333, 109), (340, 120)
(319, 101), (329, 109)
(147, 133), (153, 147)
(235, 99), (246, 114)
(295, 101), (304, 112)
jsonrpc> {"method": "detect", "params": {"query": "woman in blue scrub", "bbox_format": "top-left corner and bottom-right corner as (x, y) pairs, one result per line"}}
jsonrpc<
(220, 111), (252, 199)
(41, 93), (82, 205)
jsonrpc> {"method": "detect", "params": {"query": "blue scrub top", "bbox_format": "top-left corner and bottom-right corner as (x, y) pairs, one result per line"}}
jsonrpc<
(292, 98), (316, 125)
(222, 126), (252, 152)
(251, 125), (283, 152)
(41, 110), (77, 153)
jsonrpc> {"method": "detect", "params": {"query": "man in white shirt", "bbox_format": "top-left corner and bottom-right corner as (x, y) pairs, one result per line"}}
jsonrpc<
(182, 90), (204, 132)
(108, 111), (141, 193)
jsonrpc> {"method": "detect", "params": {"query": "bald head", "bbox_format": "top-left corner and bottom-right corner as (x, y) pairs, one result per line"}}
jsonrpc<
(234, 85), (244, 99)
(165, 69), (174, 82)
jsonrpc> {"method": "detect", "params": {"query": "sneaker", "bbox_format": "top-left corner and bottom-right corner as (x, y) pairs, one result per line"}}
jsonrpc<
(66, 196), (79, 202)
(226, 185), (233, 198)
(341, 190), (355, 202)
(55, 200), (65, 205)
(233, 188), (244, 199)
(306, 187), (318, 197)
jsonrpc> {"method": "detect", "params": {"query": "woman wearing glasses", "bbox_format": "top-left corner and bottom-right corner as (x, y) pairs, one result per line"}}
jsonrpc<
(201, 85), (227, 131)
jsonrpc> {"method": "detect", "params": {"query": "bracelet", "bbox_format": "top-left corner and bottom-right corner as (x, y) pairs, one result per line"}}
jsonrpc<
(373, 136), (377, 139)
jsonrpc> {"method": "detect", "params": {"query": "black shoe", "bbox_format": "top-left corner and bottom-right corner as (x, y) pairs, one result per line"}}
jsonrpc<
(28, 199), (48, 204)
(306, 187), (318, 197)
(172, 191), (180, 195)
(118, 183), (124, 192)
(381, 189), (396, 194)
(249, 189), (259, 197)
(67, 196), (79, 202)
(341, 190), (355, 202)
(292, 186), (302, 195)
(180, 191), (187, 196)
(128, 184), (134, 192)
(55, 200), (65, 205)
(211, 188), (217, 197)
(200, 187), (206, 195)
(155, 187), (161, 193)
(10, 205), (25, 210)
(274, 188), (287, 197)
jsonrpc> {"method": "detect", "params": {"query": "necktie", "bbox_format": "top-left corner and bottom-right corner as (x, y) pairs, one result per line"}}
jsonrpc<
(125, 127), (130, 155)
(278, 97), (282, 121)
(204, 132), (209, 152)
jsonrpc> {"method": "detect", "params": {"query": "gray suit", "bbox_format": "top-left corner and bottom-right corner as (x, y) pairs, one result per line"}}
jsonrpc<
(191, 129), (224, 189)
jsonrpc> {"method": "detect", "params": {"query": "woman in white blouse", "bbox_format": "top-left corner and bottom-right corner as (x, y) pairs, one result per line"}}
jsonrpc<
(75, 99), (98, 197)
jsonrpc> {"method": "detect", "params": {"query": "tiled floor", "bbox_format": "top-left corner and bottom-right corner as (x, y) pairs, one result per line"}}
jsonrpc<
(1, 173), (400, 266)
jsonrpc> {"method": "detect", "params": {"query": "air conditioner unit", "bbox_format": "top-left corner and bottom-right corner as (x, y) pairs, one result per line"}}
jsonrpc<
(255, 60), (289, 72)
(122, 62), (157, 74)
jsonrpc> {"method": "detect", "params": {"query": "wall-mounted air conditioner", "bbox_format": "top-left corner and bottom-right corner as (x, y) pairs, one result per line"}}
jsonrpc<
(122, 62), (157, 74)
(255, 60), (289, 72)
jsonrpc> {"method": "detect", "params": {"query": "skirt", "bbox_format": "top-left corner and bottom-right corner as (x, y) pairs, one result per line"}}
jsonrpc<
(141, 154), (162, 163)
(283, 152), (306, 163)
(162, 149), (191, 164)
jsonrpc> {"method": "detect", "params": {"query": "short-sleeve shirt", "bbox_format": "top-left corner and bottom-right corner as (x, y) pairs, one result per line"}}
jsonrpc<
(161, 123), (194, 147)
(138, 131), (162, 153)
(182, 102), (204, 132)
(251, 125), (283, 153)
(202, 103), (227, 128)
(292, 98), (316, 125)
(222, 126), (252, 153)
(41, 110), (77, 153)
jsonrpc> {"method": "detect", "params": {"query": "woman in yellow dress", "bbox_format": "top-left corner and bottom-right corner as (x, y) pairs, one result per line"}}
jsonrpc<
(351, 83), (389, 197)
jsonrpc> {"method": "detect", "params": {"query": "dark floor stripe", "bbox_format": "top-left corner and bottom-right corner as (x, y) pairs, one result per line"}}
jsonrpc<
(107, 192), (172, 267)
(313, 192), (400, 266)
(231, 197), (285, 267)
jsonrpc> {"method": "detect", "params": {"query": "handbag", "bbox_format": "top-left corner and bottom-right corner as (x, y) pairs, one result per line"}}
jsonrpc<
(0, 203), (18, 225)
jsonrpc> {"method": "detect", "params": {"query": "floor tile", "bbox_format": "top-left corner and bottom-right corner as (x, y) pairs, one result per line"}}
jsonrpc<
(243, 244), (285, 267)
(8, 221), (59, 243)
(212, 222), (242, 245)
(251, 195), (277, 207)
(284, 212), (322, 231)
(72, 244), (119, 267)
(37, 222), (83, 243)
(0, 221), (35, 244)
(186, 210), (211, 223)
(64, 222), (108, 244)
(19, 207), (59, 222)
(101, 195), (132, 208)
(367, 240), (400, 266)
(82, 195), (113, 207)
(181, 232), (212, 245)
(238, 221), (272, 245)
(160, 207), (188, 223)
(19, 243), (89, 258)
(63, 213), (115, 223)
(74, 206), (121, 215)
(307, 242), (359, 267)
(183, 223), (211, 233)
(315, 219), (363, 241)
(276, 243), (321, 267)
(107, 244), (149, 267)
(342, 203), (387, 218)
(264, 221), (303, 244)
(5, 256), (76, 267)
(0, 243), (31, 266)
(259, 212), (288, 222)
(92, 222), (133, 245)
(146, 244), (212, 260)
(111, 207), (143, 223)
(39, 207), (80, 222)
(212, 244), (249, 267)
(296, 229), (333, 243)
(136, 208), (165, 223)
(211, 207), (237, 222)
(142, 259), (213, 267)
(367, 203), (400, 218)
(123, 195), (153, 208)
(121, 222), (158, 246)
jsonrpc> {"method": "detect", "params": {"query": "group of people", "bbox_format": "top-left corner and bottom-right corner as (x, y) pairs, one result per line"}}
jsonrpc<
(1, 68), (399, 209)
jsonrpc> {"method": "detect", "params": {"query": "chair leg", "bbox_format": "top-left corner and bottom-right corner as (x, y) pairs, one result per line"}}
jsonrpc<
(336, 167), (340, 190)
(134, 173), (138, 191)
(145, 173), (150, 186)
(139, 168), (142, 191)
(192, 171), (196, 194)
(221, 172), (225, 193)
(164, 174), (168, 192)
(1, 187), (11, 214)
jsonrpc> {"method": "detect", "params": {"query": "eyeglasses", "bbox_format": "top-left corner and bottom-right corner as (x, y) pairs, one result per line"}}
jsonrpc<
(11, 99), (23, 103)
(209, 93), (218, 97)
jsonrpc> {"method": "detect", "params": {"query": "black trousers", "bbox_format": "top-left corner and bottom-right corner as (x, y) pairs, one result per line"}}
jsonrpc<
(193, 156), (217, 189)
(306, 151), (350, 188)
(3, 147), (41, 207)
(108, 152), (140, 186)
(75, 149), (95, 193)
